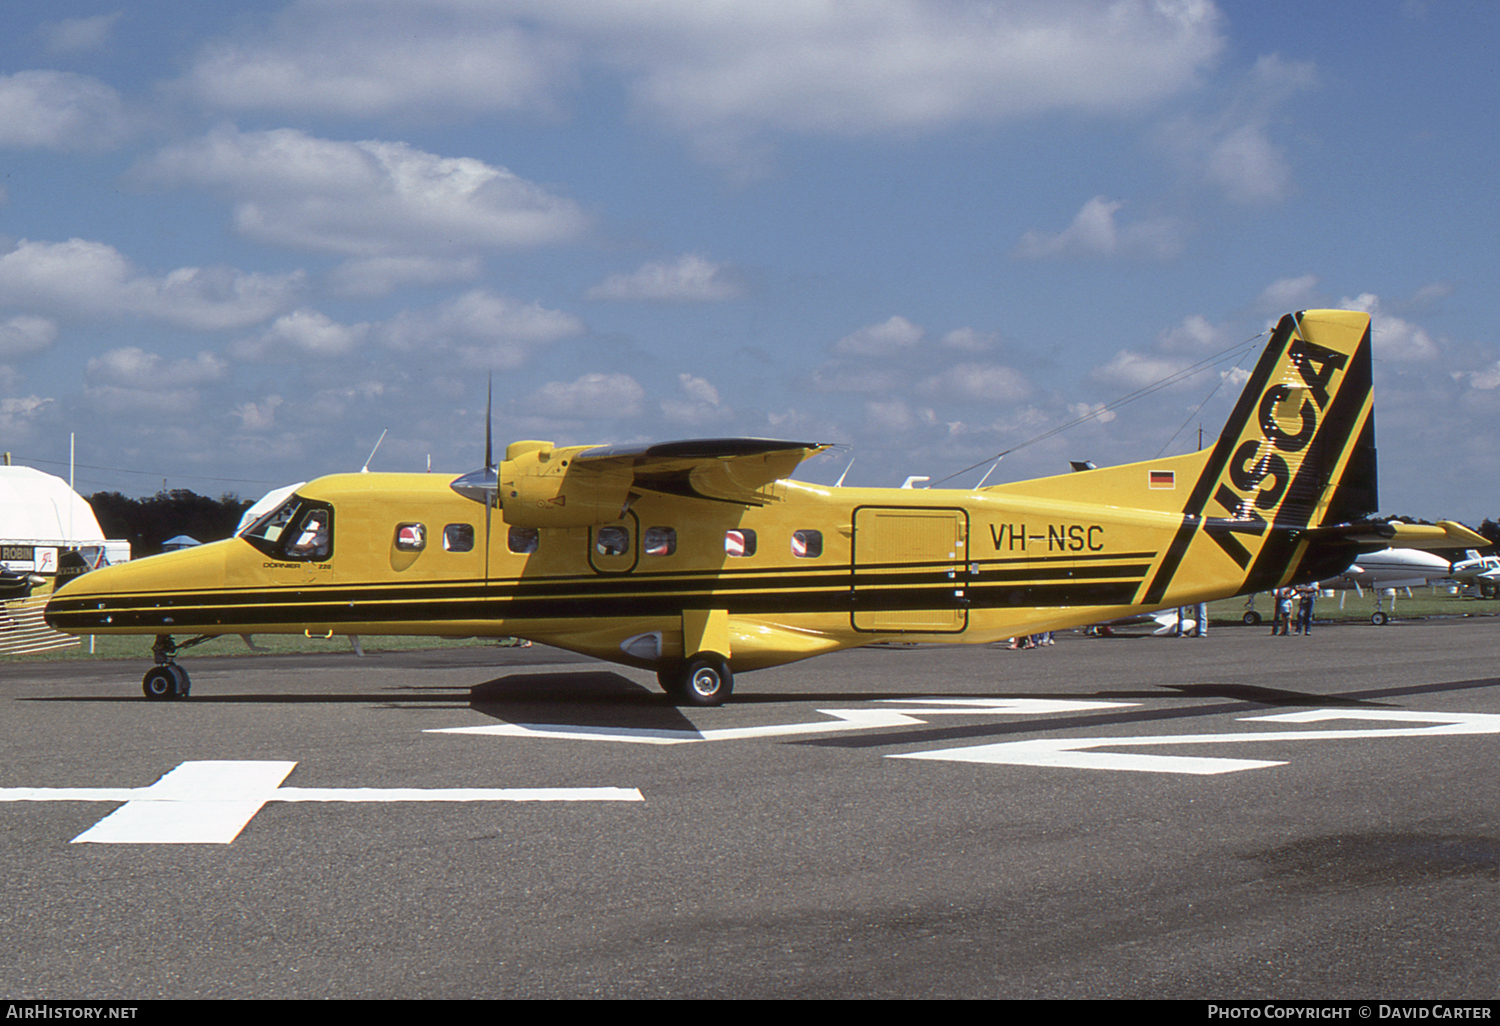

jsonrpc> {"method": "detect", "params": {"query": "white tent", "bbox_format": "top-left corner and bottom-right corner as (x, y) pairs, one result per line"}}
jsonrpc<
(0, 466), (107, 543)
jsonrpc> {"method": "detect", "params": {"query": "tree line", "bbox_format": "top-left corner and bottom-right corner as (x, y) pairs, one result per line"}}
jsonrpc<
(87, 490), (255, 558)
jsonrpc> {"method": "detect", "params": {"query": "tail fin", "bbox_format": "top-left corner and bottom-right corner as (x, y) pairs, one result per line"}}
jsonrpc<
(1141, 309), (1376, 602)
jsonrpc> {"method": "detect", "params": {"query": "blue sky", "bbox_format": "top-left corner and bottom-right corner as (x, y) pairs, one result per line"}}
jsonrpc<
(2, 0), (1497, 523)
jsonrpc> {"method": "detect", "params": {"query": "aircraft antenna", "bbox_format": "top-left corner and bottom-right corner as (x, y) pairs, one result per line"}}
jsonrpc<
(834, 457), (854, 487)
(361, 429), (388, 473)
(974, 456), (1004, 488)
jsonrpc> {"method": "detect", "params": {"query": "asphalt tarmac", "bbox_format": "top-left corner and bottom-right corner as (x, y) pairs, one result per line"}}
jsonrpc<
(2, 616), (1498, 1000)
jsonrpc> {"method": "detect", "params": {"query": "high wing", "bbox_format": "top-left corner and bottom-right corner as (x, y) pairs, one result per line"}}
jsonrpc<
(488, 437), (833, 527)
(572, 438), (833, 505)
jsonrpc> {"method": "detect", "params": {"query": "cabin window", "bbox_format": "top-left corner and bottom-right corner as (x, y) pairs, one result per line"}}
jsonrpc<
(791, 529), (823, 558)
(644, 527), (676, 557)
(444, 524), (475, 553)
(725, 529), (756, 557)
(241, 495), (334, 561)
(595, 525), (630, 557)
(395, 523), (426, 552)
(508, 526), (539, 554)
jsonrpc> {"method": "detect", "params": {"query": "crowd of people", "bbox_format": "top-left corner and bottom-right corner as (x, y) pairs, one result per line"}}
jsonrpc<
(1004, 589), (1326, 649)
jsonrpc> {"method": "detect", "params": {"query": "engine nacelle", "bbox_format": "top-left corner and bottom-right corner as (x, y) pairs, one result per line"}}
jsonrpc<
(498, 443), (633, 528)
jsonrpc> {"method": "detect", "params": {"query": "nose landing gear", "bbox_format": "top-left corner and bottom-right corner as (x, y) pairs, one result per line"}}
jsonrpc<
(141, 633), (211, 701)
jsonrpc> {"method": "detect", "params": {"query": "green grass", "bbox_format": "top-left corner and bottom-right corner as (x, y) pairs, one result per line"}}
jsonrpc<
(1207, 588), (1500, 625)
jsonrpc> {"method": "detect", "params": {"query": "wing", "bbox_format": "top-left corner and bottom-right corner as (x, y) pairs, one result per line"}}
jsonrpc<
(573, 438), (833, 505)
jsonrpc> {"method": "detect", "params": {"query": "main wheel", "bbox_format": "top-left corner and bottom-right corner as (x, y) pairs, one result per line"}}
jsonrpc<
(1371, 610), (1389, 626)
(142, 665), (189, 701)
(677, 654), (733, 707)
(1242, 611), (1262, 626)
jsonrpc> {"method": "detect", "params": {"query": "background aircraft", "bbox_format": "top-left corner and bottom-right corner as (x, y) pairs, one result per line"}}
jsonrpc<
(1449, 551), (1500, 597)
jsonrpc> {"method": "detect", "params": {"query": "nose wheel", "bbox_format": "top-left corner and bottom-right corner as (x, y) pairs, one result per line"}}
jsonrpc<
(142, 664), (191, 700)
(140, 633), (209, 701)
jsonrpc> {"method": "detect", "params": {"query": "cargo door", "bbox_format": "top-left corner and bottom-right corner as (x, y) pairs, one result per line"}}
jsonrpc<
(851, 506), (968, 633)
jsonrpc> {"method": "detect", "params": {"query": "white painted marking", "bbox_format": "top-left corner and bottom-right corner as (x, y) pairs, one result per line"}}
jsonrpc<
(427, 698), (1132, 745)
(0, 761), (644, 844)
(892, 708), (1500, 775)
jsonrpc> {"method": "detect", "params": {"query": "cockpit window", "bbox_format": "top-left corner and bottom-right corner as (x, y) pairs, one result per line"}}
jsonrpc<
(240, 495), (334, 561)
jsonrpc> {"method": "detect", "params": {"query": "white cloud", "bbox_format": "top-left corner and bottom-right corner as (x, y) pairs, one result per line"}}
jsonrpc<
(0, 238), (302, 330)
(1206, 123), (1290, 204)
(1340, 293), (1439, 362)
(0, 315), (58, 359)
(328, 256), (481, 298)
(139, 127), (588, 257)
(232, 395), (285, 433)
(587, 254), (743, 302)
(1091, 349), (1194, 390)
(0, 395), (52, 438)
(917, 363), (1031, 404)
(832, 315), (925, 356)
(1016, 197), (1183, 260)
(1158, 52), (1316, 205)
(235, 309), (371, 360)
(1155, 314), (1226, 353)
(1256, 275), (1320, 313)
(382, 289), (585, 369)
(660, 373), (732, 426)
(86, 348), (228, 390)
(940, 327), (999, 352)
(525, 373), (645, 419)
(181, 1), (1225, 160)
(0, 71), (129, 151)
(185, 12), (571, 119)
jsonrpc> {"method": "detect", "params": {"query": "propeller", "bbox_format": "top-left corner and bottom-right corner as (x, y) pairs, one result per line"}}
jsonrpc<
(449, 378), (500, 572)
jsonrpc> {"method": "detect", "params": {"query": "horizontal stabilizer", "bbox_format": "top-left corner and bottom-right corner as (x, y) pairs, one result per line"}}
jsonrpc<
(1302, 519), (1488, 550)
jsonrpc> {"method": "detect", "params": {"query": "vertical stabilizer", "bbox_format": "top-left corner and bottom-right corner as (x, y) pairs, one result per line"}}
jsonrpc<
(1141, 309), (1376, 602)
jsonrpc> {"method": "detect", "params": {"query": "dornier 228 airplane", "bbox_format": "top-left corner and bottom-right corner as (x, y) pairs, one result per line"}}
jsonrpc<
(44, 309), (1486, 706)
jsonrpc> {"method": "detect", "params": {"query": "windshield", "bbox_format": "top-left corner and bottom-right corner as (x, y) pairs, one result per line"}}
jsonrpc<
(240, 495), (334, 561)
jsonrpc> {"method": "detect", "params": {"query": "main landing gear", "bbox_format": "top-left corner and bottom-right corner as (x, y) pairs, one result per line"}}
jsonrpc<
(141, 634), (212, 701)
(656, 653), (734, 707)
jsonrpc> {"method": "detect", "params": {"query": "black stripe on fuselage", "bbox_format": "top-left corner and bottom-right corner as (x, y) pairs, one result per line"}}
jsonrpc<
(47, 558), (1153, 632)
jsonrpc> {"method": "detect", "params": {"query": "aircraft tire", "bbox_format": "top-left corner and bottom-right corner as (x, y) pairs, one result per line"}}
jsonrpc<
(678, 654), (733, 707)
(1242, 611), (1262, 626)
(142, 665), (189, 701)
(1371, 611), (1389, 626)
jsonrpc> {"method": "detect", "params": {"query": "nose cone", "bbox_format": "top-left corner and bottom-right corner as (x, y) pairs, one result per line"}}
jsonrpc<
(45, 541), (230, 635)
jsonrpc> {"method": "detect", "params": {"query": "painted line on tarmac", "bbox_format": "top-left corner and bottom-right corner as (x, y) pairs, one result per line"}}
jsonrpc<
(0, 760), (643, 844)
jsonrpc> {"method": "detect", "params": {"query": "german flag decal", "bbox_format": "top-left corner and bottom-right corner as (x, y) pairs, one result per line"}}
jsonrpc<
(1148, 470), (1175, 489)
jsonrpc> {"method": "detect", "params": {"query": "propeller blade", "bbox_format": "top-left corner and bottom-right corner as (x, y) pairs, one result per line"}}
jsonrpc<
(485, 375), (494, 472)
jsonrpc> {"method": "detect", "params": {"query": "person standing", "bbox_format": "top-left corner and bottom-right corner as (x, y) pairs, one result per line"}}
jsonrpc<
(1294, 583), (1317, 635)
(1270, 587), (1293, 636)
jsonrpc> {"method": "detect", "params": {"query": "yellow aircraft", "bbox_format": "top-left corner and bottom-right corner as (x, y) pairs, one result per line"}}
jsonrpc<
(43, 310), (1484, 706)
